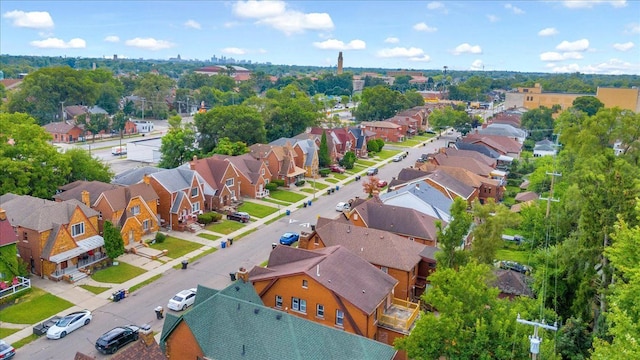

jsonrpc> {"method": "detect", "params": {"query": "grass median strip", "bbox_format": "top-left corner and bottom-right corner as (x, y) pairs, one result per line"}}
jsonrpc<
(129, 274), (162, 293)
(79, 284), (110, 295)
(197, 233), (221, 241)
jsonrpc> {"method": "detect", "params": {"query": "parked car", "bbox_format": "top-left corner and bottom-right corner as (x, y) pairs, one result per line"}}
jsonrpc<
(95, 325), (140, 355)
(377, 180), (388, 188)
(227, 212), (250, 223)
(279, 232), (300, 246)
(392, 155), (403, 162)
(46, 310), (92, 339)
(499, 261), (531, 274)
(330, 164), (345, 173)
(335, 202), (351, 212)
(0, 340), (15, 359)
(167, 288), (198, 311)
(366, 167), (378, 176)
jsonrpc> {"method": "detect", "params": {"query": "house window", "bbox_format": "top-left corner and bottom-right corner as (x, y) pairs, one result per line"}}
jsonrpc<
(302, 280), (308, 288)
(191, 187), (199, 197)
(23, 232), (27, 240)
(131, 205), (140, 215)
(316, 304), (324, 318)
(292, 297), (306, 313)
(261, 168), (265, 175)
(226, 178), (234, 187)
(336, 310), (344, 326)
(380, 266), (388, 273)
(71, 222), (85, 237)
(192, 202), (200, 212)
(275, 295), (283, 308)
(143, 219), (150, 231)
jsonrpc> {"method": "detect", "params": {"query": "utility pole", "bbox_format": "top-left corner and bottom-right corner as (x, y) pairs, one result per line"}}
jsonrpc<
(141, 98), (146, 121)
(516, 314), (558, 360)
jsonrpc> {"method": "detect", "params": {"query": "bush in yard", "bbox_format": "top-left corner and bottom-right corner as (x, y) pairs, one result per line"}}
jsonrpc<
(375, 138), (385, 151)
(319, 168), (330, 177)
(341, 151), (356, 169)
(103, 221), (124, 259)
(295, 180), (306, 186)
(266, 182), (278, 191)
(273, 179), (285, 187)
(210, 212), (222, 222)
(155, 232), (166, 244)
(198, 213), (213, 224)
(367, 139), (380, 153)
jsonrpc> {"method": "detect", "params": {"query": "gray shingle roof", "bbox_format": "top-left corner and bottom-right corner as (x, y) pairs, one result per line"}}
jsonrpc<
(160, 281), (396, 360)
(0, 194), (99, 232)
(112, 166), (163, 186)
(53, 180), (122, 205)
(380, 181), (453, 221)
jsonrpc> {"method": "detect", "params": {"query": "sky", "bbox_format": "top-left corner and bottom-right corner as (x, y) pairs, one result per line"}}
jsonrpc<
(1, 1), (639, 75)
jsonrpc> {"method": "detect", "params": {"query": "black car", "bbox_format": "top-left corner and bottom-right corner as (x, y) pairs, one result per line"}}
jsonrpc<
(95, 325), (140, 355)
(227, 212), (250, 223)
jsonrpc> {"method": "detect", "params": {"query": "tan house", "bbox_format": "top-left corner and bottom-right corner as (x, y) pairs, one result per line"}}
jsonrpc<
(270, 138), (319, 177)
(189, 156), (242, 207)
(212, 154), (272, 199)
(0, 194), (105, 282)
(249, 143), (306, 186)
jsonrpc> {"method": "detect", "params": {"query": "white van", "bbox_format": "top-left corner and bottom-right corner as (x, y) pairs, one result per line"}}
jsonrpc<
(335, 202), (351, 212)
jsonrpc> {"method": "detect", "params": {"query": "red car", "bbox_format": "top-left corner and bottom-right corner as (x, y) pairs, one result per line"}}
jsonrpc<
(377, 180), (388, 187)
(330, 164), (345, 173)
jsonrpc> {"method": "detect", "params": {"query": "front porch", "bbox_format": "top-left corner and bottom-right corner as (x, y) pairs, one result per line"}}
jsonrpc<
(49, 252), (108, 283)
(255, 189), (270, 199)
(378, 298), (421, 334)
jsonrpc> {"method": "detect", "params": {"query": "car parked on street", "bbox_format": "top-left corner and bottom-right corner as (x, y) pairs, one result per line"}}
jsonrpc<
(167, 288), (198, 311)
(335, 202), (351, 212)
(377, 180), (388, 188)
(0, 340), (15, 359)
(392, 155), (403, 162)
(279, 232), (300, 246)
(366, 167), (378, 176)
(227, 212), (250, 223)
(46, 310), (92, 339)
(95, 325), (140, 355)
(330, 164), (345, 173)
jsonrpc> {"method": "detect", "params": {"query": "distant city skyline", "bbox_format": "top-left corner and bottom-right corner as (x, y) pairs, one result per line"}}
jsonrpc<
(2, 1), (639, 74)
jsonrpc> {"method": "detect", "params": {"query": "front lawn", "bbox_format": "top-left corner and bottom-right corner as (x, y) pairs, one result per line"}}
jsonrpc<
(260, 197), (290, 206)
(376, 149), (401, 159)
(495, 249), (532, 265)
(238, 201), (279, 218)
(149, 236), (203, 259)
(206, 220), (246, 234)
(333, 174), (348, 180)
(91, 262), (146, 284)
(324, 178), (339, 184)
(357, 159), (377, 166)
(268, 189), (307, 203)
(1, 287), (73, 324)
(0, 328), (19, 338)
(79, 284), (110, 295)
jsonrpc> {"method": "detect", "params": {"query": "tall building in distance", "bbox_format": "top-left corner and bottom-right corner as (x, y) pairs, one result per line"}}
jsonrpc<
(337, 52), (343, 75)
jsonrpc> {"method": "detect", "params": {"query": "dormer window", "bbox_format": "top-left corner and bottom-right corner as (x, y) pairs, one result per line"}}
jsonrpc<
(131, 205), (140, 215)
(226, 178), (234, 187)
(191, 187), (199, 197)
(71, 222), (85, 237)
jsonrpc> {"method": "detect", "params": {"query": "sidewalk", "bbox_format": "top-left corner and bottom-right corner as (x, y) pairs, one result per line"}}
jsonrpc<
(2, 136), (439, 346)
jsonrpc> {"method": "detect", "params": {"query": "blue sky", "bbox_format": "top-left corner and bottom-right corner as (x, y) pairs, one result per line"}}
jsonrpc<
(2, 1), (639, 74)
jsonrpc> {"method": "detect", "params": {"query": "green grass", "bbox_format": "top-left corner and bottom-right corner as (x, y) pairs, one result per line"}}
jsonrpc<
(311, 182), (329, 190)
(268, 189), (307, 203)
(1, 287), (73, 324)
(503, 228), (521, 236)
(357, 159), (377, 166)
(238, 201), (279, 218)
(495, 249), (532, 265)
(91, 262), (146, 284)
(265, 213), (286, 225)
(0, 328), (20, 338)
(333, 173), (348, 180)
(79, 284), (110, 294)
(234, 228), (258, 240)
(299, 188), (316, 194)
(260, 197), (291, 206)
(259, 260), (269, 267)
(206, 220), (246, 234)
(12, 334), (38, 349)
(377, 149), (401, 159)
(197, 233), (221, 241)
(149, 236), (202, 259)
(129, 274), (162, 293)
(324, 178), (339, 184)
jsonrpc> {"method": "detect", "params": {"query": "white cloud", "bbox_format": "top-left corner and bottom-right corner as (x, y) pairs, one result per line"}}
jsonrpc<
(540, 51), (584, 61)
(125, 37), (174, 51)
(413, 22), (437, 32)
(470, 59), (484, 70)
(538, 27), (558, 36)
(224, 21), (240, 28)
(427, 1), (446, 11)
(453, 43), (482, 55)
(184, 19), (201, 29)
(409, 55), (431, 62)
(549, 58), (639, 75)
(232, 0), (333, 34)
(556, 39), (589, 52)
(487, 15), (499, 23)
(384, 37), (399, 44)
(613, 42), (634, 51)
(377, 47), (425, 58)
(562, 0), (627, 9)
(222, 47), (246, 55)
(3, 10), (54, 29)
(30, 37), (86, 49)
(504, 3), (525, 14)
(625, 23), (640, 34)
(313, 39), (366, 50)
(104, 35), (120, 43)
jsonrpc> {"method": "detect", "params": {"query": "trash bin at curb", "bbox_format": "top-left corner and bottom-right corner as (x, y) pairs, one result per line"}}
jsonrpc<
(336, 185), (340, 191)
(308, 200), (312, 206)
(221, 241), (227, 249)
(303, 202), (307, 208)
(181, 260), (188, 270)
(286, 209), (291, 216)
(272, 243), (277, 249)
(228, 238), (233, 246)
(229, 272), (237, 281)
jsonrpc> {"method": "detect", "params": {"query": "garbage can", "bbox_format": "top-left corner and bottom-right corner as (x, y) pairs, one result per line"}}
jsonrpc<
(303, 202), (307, 208)
(181, 260), (188, 270)
(119, 290), (126, 300)
(286, 209), (291, 216)
(229, 272), (237, 281)
(228, 238), (233, 246)
(221, 241), (227, 249)
(113, 291), (121, 302)
(308, 200), (312, 206)
(336, 185), (340, 191)
(272, 243), (277, 249)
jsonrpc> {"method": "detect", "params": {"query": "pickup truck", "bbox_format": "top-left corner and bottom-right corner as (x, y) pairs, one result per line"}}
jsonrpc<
(227, 212), (250, 223)
(111, 146), (127, 156)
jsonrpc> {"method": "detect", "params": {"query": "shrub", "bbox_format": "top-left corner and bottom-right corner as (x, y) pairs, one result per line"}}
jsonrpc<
(375, 138), (385, 151)
(273, 179), (285, 187)
(319, 169), (330, 177)
(341, 151), (357, 169)
(197, 213), (213, 224)
(295, 180), (306, 186)
(210, 212), (222, 222)
(155, 232), (167, 244)
(266, 182), (278, 191)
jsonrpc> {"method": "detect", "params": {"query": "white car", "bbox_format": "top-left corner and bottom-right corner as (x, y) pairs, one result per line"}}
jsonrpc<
(167, 288), (197, 311)
(336, 202), (351, 212)
(392, 155), (403, 162)
(46, 310), (92, 339)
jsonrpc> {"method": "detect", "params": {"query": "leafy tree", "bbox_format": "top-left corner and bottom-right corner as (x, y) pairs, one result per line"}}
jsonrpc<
(556, 317), (593, 360)
(521, 107), (555, 141)
(572, 96), (604, 117)
(95, 79), (124, 115)
(159, 125), (196, 169)
(112, 111), (128, 138)
(261, 84), (322, 141)
(63, 148), (113, 183)
(319, 131), (331, 167)
(76, 113), (110, 142)
(133, 72), (174, 119)
(404, 90), (425, 108)
(362, 176), (380, 197)
(353, 85), (404, 121)
(470, 199), (521, 264)
(435, 197), (472, 269)
(375, 138), (384, 151)
(340, 151), (356, 169)
(195, 104), (266, 154)
(103, 221), (124, 259)
(428, 106), (472, 134)
(367, 139), (380, 153)
(212, 137), (249, 156)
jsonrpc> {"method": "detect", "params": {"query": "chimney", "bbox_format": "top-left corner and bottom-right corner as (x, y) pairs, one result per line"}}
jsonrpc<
(139, 324), (154, 346)
(143, 174), (150, 185)
(0, 208), (6, 221)
(81, 190), (91, 207)
(237, 267), (249, 282)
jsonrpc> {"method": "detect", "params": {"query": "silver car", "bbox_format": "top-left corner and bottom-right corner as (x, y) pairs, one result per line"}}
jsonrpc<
(167, 288), (197, 311)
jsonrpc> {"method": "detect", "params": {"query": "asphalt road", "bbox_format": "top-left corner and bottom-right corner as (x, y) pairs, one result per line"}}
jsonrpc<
(18, 132), (457, 358)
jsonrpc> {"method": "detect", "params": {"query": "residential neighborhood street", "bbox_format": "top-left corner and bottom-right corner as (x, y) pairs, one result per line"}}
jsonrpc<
(10, 133), (455, 359)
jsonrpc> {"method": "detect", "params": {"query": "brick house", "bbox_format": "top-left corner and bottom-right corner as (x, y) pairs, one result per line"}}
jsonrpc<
(0, 194), (105, 281)
(388, 168), (478, 205)
(270, 138), (319, 178)
(0, 208), (19, 281)
(211, 154), (272, 199)
(43, 121), (84, 143)
(360, 121), (404, 142)
(309, 128), (357, 161)
(189, 156), (242, 208)
(159, 281), (397, 360)
(249, 144), (306, 186)
(416, 163), (504, 203)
